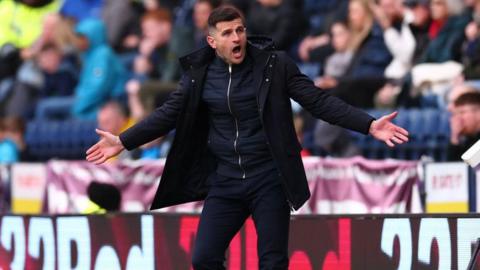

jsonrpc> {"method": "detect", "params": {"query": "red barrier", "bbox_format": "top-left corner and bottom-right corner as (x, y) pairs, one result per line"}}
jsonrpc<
(0, 214), (479, 269)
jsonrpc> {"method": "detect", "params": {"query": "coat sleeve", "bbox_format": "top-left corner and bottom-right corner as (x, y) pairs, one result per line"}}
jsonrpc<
(119, 76), (187, 150)
(283, 54), (375, 134)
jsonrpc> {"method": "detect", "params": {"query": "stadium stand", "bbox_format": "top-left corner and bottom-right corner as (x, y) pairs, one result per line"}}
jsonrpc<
(23, 109), (450, 162)
(25, 119), (98, 160)
(349, 109), (450, 161)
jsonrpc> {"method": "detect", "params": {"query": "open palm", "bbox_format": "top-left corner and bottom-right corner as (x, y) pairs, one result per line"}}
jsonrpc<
(86, 129), (125, 165)
(369, 111), (409, 147)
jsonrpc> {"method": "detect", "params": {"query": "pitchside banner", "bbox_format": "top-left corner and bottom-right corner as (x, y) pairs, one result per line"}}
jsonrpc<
(11, 163), (47, 214)
(46, 157), (422, 214)
(46, 160), (165, 213)
(0, 214), (479, 269)
(425, 162), (470, 213)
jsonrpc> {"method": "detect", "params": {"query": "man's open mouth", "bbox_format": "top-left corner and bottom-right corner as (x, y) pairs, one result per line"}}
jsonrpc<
(232, 45), (241, 54)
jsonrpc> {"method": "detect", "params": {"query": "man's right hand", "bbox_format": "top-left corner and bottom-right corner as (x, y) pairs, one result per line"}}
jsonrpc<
(86, 129), (125, 165)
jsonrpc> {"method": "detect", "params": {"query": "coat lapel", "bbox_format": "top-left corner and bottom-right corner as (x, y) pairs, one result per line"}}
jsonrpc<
(249, 45), (272, 113)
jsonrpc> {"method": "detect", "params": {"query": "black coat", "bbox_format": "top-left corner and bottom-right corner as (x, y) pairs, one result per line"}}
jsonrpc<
(120, 38), (375, 210)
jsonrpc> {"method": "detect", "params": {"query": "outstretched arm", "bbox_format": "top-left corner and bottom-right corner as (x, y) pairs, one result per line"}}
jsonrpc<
(86, 129), (125, 165)
(369, 111), (409, 147)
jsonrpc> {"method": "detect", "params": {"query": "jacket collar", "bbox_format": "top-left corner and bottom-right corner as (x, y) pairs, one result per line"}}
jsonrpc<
(179, 36), (274, 71)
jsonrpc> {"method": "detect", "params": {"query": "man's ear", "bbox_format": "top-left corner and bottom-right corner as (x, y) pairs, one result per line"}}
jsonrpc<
(207, 35), (216, 49)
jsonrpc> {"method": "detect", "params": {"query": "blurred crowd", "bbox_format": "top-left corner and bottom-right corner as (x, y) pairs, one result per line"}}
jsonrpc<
(2, 0), (480, 163)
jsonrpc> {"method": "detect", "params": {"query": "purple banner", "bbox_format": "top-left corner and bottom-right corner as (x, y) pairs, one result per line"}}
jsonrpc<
(45, 157), (421, 214)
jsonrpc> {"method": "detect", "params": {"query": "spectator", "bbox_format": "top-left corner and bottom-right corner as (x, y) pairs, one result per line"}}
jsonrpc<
(404, 0), (431, 63)
(0, 118), (19, 163)
(97, 101), (135, 161)
(130, 9), (173, 80)
(2, 116), (30, 161)
(447, 83), (477, 111)
(161, 0), (223, 83)
(462, 0), (480, 80)
(0, 0), (61, 49)
(193, 0), (223, 49)
(21, 13), (78, 61)
(418, 0), (469, 63)
(313, 21), (353, 89)
(310, 21), (361, 157)
(102, 0), (143, 52)
(297, 0), (349, 63)
(8, 43), (76, 120)
(448, 91), (480, 160)
(246, 0), (308, 54)
(342, 0), (392, 79)
(408, 0), (469, 107)
(324, 0), (392, 108)
(72, 19), (128, 120)
(3, 13), (79, 119)
(371, 0), (416, 80)
(98, 101), (135, 136)
(125, 8), (177, 119)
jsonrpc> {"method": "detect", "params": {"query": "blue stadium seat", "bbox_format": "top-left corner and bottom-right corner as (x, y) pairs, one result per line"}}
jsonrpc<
(349, 109), (451, 161)
(26, 120), (98, 161)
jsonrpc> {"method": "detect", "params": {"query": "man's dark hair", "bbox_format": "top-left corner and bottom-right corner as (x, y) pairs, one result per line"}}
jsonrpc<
(207, 5), (245, 30)
(454, 92), (480, 107)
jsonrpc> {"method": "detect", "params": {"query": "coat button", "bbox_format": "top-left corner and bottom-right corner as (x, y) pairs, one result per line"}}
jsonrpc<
(269, 64), (273, 68)
(272, 55), (276, 58)
(191, 79), (195, 83)
(265, 78), (269, 82)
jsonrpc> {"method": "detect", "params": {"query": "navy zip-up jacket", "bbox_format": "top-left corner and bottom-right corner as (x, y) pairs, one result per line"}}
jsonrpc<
(203, 55), (275, 179)
(120, 37), (375, 210)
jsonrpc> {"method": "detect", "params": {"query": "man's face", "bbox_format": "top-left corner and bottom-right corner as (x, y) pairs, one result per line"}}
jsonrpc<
(98, 107), (125, 135)
(453, 104), (480, 135)
(207, 18), (247, 65)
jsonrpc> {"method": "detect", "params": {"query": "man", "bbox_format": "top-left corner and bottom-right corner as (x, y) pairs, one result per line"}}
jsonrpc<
(97, 101), (136, 161)
(448, 91), (480, 161)
(86, 6), (409, 269)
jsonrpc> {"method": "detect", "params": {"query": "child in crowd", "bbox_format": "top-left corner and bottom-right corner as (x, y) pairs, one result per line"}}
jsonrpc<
(0, 118), (19, 163)
(313, 21), (353, 89)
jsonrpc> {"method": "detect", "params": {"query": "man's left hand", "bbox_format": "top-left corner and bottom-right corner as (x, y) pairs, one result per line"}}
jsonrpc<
(369, 111), (409, 147)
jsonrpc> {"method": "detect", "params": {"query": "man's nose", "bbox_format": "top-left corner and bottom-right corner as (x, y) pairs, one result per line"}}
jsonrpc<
(231, 32), (240, 42)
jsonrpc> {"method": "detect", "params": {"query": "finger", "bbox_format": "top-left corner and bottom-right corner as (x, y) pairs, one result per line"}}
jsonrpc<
(87, 151), (103, 162)
(391, 136), (404, 144)
(87, 152), (104, 163)
(95, 129), (110, 137)
(94, 155), (108, 165)
(383, 111), (398, 122)
(385, 139), (394, 147)
(86, 144), (99, 155)
(396, 126), (409, 136)
(395, 132), (409, 142)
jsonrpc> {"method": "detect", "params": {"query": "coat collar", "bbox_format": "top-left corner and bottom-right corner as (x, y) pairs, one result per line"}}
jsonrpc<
(179, 36), (275, 72)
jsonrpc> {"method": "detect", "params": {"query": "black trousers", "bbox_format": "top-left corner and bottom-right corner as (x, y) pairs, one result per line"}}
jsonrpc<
(192, 169), (291, 270)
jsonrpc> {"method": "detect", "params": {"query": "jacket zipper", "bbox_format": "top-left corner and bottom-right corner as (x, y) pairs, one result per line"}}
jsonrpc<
(227, 64), (246, 179)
